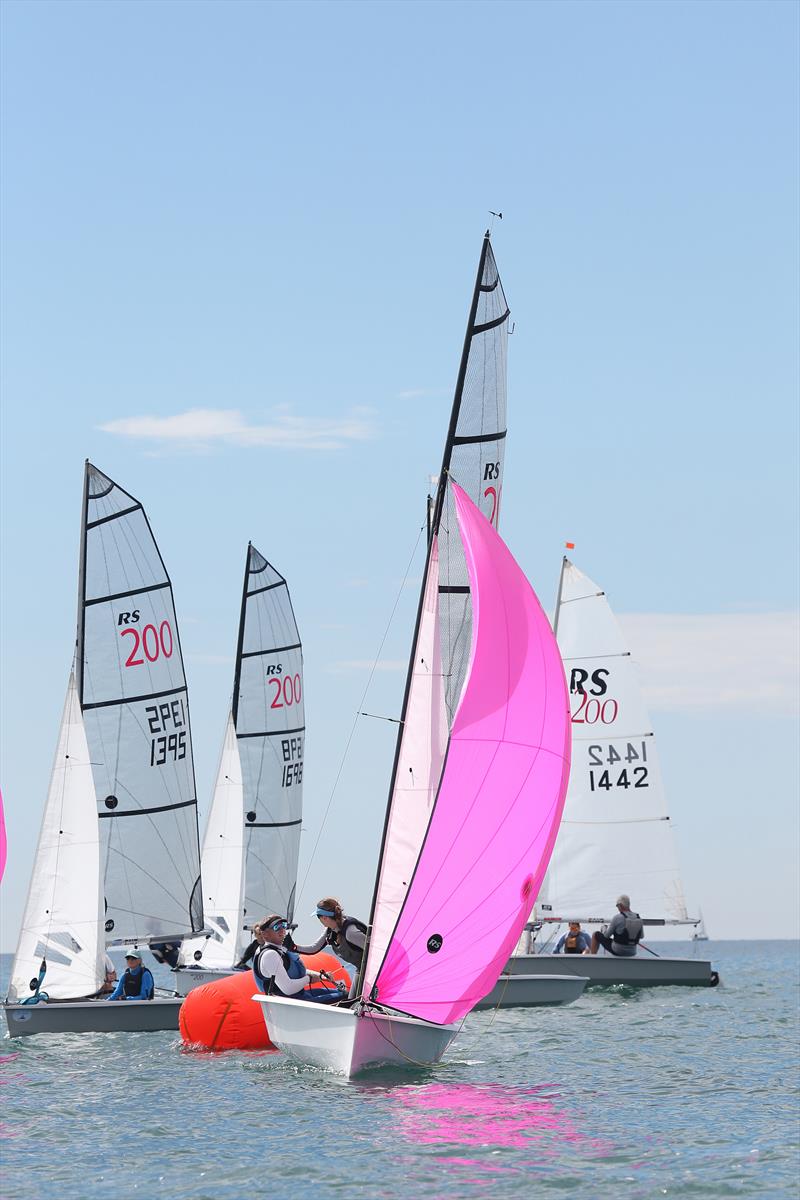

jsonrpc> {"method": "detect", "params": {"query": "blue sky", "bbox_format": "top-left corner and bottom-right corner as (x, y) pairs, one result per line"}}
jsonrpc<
(1, 0), (797, 951)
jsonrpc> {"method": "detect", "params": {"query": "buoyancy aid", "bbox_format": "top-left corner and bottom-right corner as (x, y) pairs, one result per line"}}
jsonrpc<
(253, 943), (307, 996)
(122, 966), (153, 998)
(564, 931), (583, 954)
(326, 916), (367, 968)
(613, 912), (644, 945)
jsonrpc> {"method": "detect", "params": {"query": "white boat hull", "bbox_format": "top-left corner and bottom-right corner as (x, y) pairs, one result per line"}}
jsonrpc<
(475, 972), (587, 1009)
(253, 995), (458, 1076)
(3, 997), (182, 1038)
(508, 954), (719, 987)
(173, 966), (238, 996)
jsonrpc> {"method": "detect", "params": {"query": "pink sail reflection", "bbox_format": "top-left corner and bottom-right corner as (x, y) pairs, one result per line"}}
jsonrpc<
(373, 482), (571, 1023)
(394, 1082), (577, 1149)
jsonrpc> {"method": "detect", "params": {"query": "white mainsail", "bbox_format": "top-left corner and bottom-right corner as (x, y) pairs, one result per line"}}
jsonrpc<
(8, 674), (105, 1002)
(362, 234), (511, 990)
(181, 544), (305, 970)
(436, 239), (510, 723)
(544, 559), (689, 923)
(79, 462), (204, 944)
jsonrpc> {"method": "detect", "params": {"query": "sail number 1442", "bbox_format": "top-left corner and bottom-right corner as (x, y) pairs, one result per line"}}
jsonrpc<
(588, 740), (649, 791)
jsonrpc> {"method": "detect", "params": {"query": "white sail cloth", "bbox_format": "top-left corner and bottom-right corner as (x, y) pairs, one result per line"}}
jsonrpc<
(545, 561), (688, 922)
(8, 675), (105, 1002)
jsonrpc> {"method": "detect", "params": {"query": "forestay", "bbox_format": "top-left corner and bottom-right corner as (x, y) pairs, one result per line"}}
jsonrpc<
(78, 463), (203, 944)
(8, 675), (105, 1002)
(365, 484), (571, 1024)
(545, 560), (689, 922)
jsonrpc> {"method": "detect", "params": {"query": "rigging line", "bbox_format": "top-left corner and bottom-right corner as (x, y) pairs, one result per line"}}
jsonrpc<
(484, 968), (514, 1032)
(296, 520), (427, 907)
(371, 1008), (468, 1069)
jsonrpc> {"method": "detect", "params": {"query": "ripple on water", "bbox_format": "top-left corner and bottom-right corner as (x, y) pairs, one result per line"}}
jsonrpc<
(1, 942), (799, 1199)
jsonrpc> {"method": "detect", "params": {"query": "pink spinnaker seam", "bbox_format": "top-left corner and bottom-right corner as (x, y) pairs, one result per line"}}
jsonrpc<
(373, 482), (571, 1024)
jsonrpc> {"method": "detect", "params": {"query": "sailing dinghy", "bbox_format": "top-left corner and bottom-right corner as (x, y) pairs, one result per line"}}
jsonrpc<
(255, 236), (573, 1073)
(513, 557), (719, 988)
(4, 463), (204, 1036)
(174, 544), (305, 994)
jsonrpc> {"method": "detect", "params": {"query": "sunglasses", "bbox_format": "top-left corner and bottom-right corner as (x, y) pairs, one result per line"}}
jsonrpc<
(266, 920), (289, 932)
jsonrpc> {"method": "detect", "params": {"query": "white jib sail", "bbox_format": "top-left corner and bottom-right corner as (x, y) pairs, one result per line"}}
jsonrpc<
(363, 539), (449, 988)
(79, 463), (203, 944)
(179, 716), (245, 969)
(544, 560), (688, 923)
(8, 674), (105, 1002)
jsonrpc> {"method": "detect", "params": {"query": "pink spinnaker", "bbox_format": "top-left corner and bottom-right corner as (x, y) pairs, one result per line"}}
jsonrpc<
(372, 482), (571, 1024)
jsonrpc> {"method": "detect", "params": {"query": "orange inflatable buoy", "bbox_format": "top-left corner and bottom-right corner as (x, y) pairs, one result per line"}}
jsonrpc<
(178, 952), (349, 1051)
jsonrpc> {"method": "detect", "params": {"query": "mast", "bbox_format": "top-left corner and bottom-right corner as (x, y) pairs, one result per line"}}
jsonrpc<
(231, 542), (252, 727)
(357, 233), (496, 995)
(76, 460), (90, 703)
(428, 231), (492, 539)
(553, 555), (569, 639)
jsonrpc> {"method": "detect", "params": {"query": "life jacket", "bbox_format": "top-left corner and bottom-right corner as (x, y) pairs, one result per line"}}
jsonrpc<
(612, 912), (644, 946)
(253, 943), (307, 996)
(564, 931), (583, 954)
(122, 966), (153, 998)
(326, 916), (367, 968)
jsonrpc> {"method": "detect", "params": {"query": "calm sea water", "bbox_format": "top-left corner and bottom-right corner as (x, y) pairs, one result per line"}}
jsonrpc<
(1, 941), (798, 1199)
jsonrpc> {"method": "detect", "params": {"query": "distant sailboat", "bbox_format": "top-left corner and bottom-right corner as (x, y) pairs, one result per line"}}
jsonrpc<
(175, 544), (305, 993)
(255, 235), (574, 1073)
(515, 557), (719, 989)
(4, 463), (204, 1036)
(693, 911), (710, 941)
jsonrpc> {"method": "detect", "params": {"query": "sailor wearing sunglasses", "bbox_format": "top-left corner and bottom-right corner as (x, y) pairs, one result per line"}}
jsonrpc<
(251, 915), (329, 998)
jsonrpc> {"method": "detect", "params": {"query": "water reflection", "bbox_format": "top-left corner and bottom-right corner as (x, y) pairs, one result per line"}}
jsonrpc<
(355, 1078), (599, 1159)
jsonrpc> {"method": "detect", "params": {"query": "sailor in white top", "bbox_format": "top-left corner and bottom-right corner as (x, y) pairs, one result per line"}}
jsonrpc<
(251, 915), (326, 997)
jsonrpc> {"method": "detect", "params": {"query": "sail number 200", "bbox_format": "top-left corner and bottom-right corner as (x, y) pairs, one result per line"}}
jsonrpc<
(120, 621), (174, 667)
